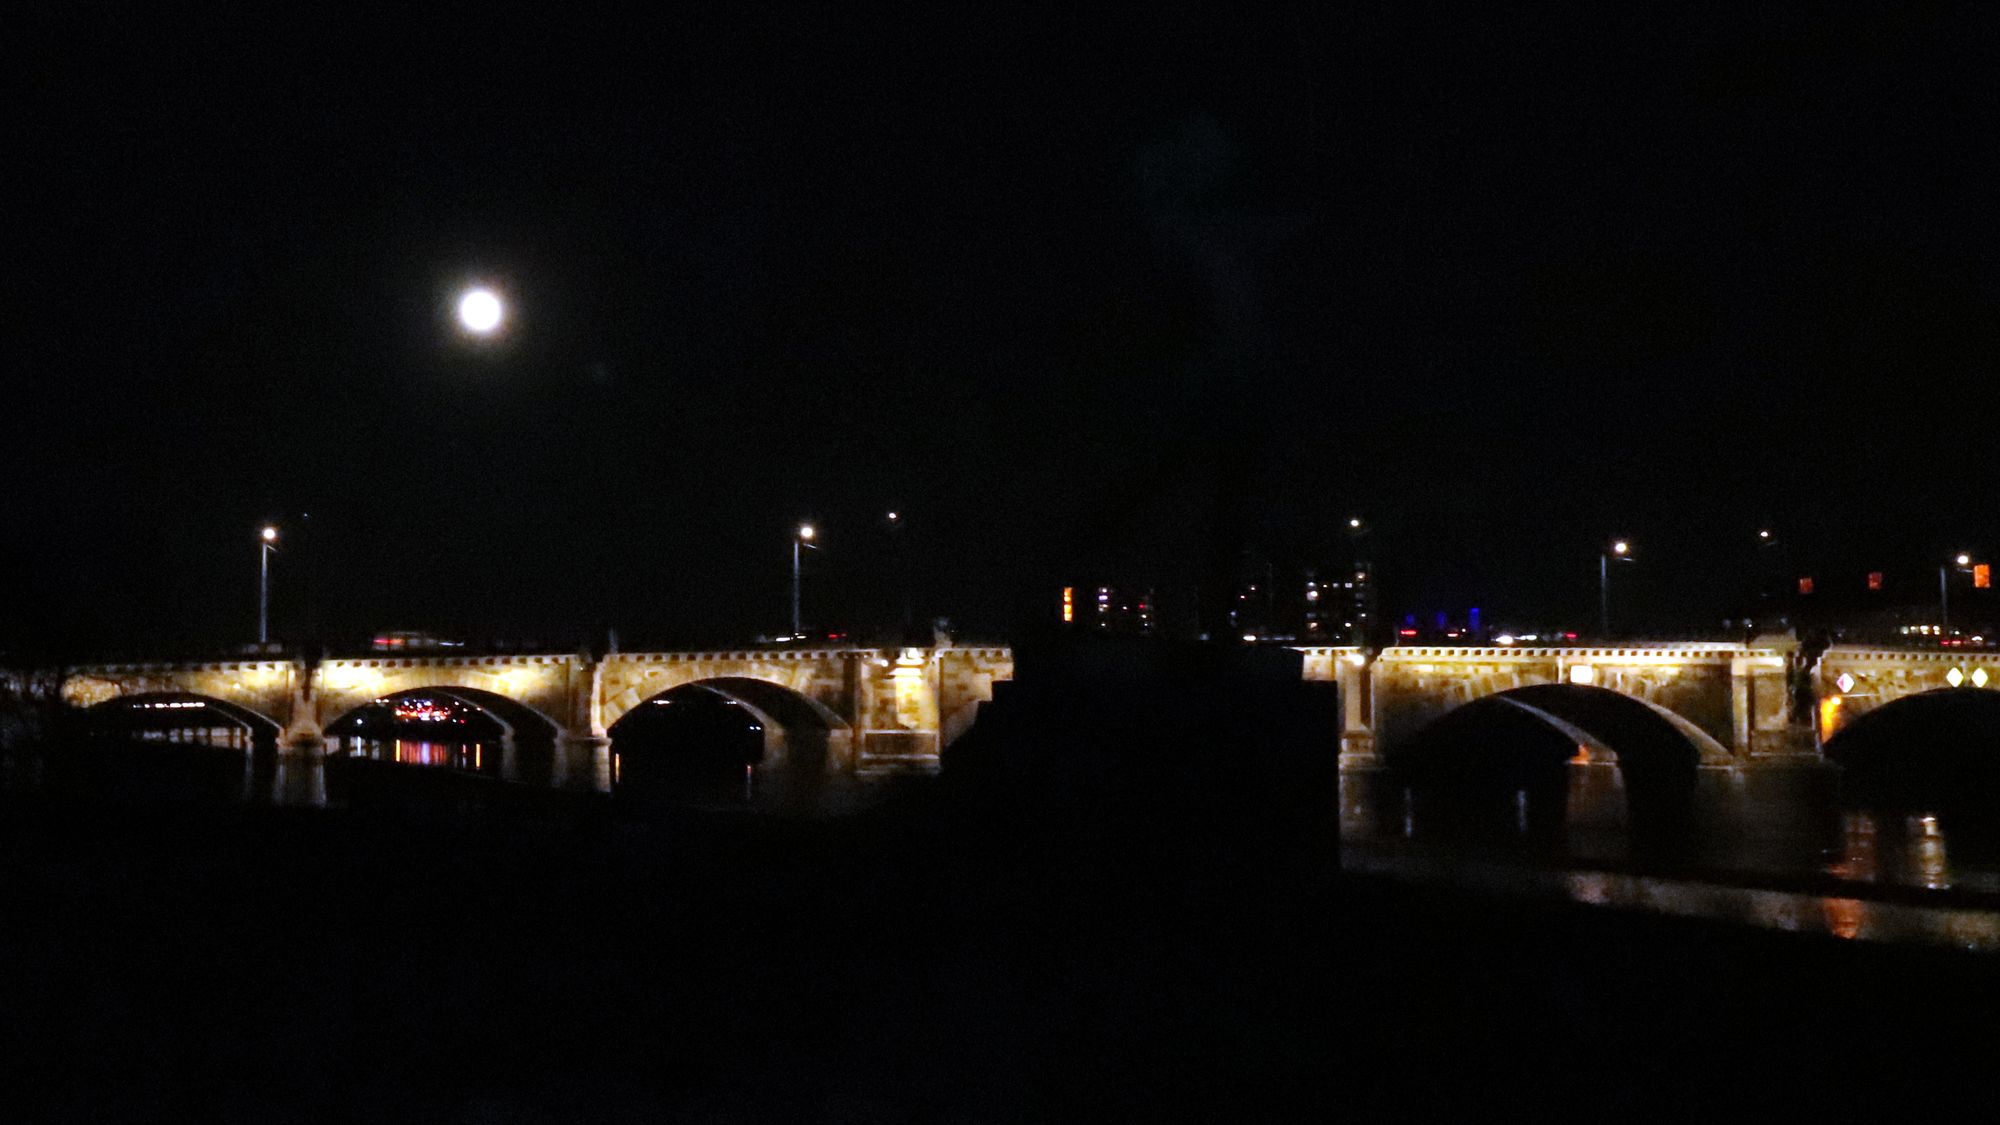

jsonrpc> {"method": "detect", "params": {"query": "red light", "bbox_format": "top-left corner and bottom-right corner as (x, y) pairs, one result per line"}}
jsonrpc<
(1797, 576), (1814, 595)
(1867, 572), (1884, 591)
(1397, 628), (1419, 637)
(1564, 632), (1579, 640)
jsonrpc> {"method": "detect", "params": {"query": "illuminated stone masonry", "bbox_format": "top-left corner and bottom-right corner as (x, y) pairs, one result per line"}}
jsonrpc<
(61, 642), (1978, 790)
(63, 645), (1017, 785)
(1814, 646), (2000, 742)
(1301, 642), (1813, 767)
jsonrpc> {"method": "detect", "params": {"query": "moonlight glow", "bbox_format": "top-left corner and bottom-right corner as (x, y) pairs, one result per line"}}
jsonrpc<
(457, 287), (504, 335)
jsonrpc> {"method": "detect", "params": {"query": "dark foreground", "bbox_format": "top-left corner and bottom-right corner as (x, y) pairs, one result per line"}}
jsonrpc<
(3, 763), (2000, 1122)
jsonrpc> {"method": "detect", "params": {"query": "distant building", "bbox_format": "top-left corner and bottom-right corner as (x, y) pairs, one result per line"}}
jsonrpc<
(1301, 568), (1365, 643)
(1061, 584), (1155, 636)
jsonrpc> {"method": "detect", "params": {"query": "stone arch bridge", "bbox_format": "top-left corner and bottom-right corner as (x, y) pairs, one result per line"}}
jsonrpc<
(60, 640), (1993, 788)
(62, 646), (1016, 785)
(1302, 641), (2000, 769)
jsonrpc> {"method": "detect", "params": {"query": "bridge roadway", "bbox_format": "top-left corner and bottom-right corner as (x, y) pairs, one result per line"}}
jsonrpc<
(59, 640), (1988, 788)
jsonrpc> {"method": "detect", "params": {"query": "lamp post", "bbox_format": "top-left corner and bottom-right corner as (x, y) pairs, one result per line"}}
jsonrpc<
(885, 510), (911, 638)
(258, 525), (279, 646)
(791, 524), (817, 638)
(1941, 552), (1973, 640)
(1755, 528), (1785, 629)
(1599, 538), (1631, 639)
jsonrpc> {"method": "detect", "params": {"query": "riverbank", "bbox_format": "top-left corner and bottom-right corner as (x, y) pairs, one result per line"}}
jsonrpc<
(2, 770), (1998, 1121)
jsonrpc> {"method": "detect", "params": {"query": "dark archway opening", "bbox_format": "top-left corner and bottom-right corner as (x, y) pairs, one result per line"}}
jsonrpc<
(1827, 688), (2000, 818)
(1388, 684), (1702, 857)
(325, 687), (556, 777)
(65, 693), (284, 804)
(76, 692), (280, 750)
(610, 678), (838, 809)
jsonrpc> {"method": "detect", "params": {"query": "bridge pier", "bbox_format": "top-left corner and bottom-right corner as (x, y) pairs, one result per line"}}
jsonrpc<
(279, 727), (326, 758)
(555, 733), (611, 793)
(1732, 643), (1815, 760)
(1336, 652), (1378, 768)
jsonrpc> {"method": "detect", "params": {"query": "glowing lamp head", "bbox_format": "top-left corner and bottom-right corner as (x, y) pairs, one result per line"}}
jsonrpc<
(456, 287), (504, 335)
(1758, 529), (1772, 540)
(886, 511), (899, 522)
(261, 526), (278, 543)
(1958, 553), (1973, 567)
(1612, 540), (1630, 556)
(798, 524), (815, 541)
(1348, 517), (1363, 529)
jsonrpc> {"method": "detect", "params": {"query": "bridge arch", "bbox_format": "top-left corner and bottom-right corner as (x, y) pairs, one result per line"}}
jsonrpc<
(1392, 683), (1730, 769)
(76, 690), (284, 745)
(312, 658), (575, 742)
(1825, 687), (2000, 809)
(1387, 683), (1716, 842)
(62, 664), (294, 733)
(321, 685), (562, 744)
(609, 676), (848, 807)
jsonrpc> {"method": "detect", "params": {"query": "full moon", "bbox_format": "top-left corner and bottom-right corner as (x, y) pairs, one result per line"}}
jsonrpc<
(457, 287), (504, 335)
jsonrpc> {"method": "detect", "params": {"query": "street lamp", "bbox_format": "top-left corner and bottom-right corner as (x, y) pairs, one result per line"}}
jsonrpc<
(455, 286), (505, 337)
(258, 525), (279, 646)
(1942, 552), (1975, 640)
(791, 523), (817, 638)
(884, 510), (912, 636)
(1599, 538), (1632, 639)
(1754, 528), (1787, 628)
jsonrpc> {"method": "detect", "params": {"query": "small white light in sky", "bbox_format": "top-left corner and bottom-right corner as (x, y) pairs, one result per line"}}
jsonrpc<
(457, 287), (504, 335)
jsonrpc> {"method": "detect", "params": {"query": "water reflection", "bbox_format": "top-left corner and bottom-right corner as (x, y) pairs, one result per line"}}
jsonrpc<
(1909, 814), (1951, 889)
(332, 737), (503, 776)
(1341, 765), (1995, 892)
(1342, 755), (2000, 952)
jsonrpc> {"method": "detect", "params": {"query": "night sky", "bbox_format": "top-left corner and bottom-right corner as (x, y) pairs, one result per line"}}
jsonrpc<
(12, 5), (2000, 656)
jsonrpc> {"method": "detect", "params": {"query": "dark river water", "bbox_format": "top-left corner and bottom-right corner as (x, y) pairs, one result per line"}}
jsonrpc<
(14, 729), (2000, 950)
(1342, 761), (2000, 950)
